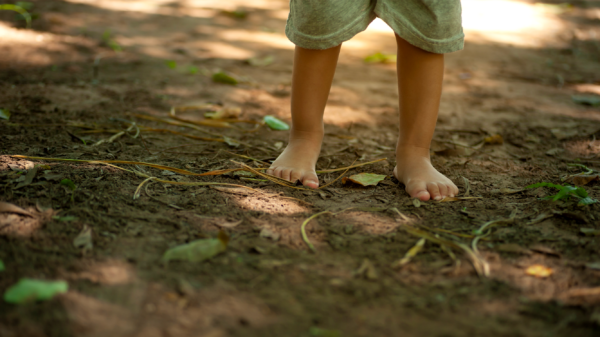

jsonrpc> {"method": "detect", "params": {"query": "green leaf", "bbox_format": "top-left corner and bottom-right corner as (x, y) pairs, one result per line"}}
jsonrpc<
(162, 232), (229, 263)
(188, 66), (198, 75)
(166, 60), (177, 69)
(578, 197), (598, 206)
(0, 259), (4, 272)
(345, 173), (387, 186)
(364, 52), (396, 64)
(4, 279), (68, 304)
(223, 136), (241, 147)
(580, 228), (600, 236)
(0, 4), (32, 28)
(572, 95), (600, 106)
(263, 115), (290, 130)
(247, 55), (274, 67)
(574, 187), (589, 198)
(551, 185), (577, 201)
(0, 109), (10, 120)
(221, 9), (247, 19)
(212, 71), (238, 85)
(60, 178), (76, 191)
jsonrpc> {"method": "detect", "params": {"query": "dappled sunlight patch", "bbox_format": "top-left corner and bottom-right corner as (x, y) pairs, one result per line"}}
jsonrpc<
(227, 192), (309, 215)
(67, 259), (136, 285)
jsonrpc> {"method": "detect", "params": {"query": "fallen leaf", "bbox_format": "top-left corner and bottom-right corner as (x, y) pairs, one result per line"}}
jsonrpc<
(392, 238), (426, 268)
(274, 141), (283, 150)
(342, 173), (386, 187)
(572, 95), (600, 106)
(247, 55), (274, 67)
(212, 71), (238, 85)
(525, 264), (553, 278)
(15, 166), (38, 189)
(42, 172), (64, 181)
(263, 115), (290, 130)
(580, 227), (600, 236)
(412, 198), (421, 208)
(355, 259), (378, 280)
(162, 231), (229, 263)
(558, 287), (600, 306)
(223, 136), (240, 147)
(73, 225), (93, 252)
(0, 202), (33, 217)
(570, 175), (600, 186)
(484, 134), (503, 145)
(525, 134), (541, 143)
(0, 108), (10, 120)
(364, 52), (396, 63)
(3, 279), (68, 304)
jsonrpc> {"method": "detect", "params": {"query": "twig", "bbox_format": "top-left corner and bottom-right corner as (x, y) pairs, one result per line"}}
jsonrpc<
(301, 211), (331, 252)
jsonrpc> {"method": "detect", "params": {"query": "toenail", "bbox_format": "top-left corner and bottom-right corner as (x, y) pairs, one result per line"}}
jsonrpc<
(434, 196), (442, 201)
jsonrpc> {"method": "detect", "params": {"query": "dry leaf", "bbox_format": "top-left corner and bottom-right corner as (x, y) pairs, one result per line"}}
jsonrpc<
(0, 202), (33, 217)
(73, 225), (93, 252)
(545, 148), (564, 156)
(342, 173), (386, 187)
(570, 175), (600, 186)
(216, 219), (242, 228)
(525, 264), (553, 278)
(412, 198), (421, 208)
(484, 134), (503, 145)
(162, 231), (229, 263)
(551, 128), (578, 140)
(204, 107), (241, 119)
(558, 287), (600, 306)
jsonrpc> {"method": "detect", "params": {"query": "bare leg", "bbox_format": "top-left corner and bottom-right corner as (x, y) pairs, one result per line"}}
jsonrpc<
(267, 45), (341, 188)
(393, 35), (459, 201)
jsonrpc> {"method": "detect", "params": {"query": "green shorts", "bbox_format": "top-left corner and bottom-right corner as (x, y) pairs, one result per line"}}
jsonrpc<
(286, 0), (464, 54)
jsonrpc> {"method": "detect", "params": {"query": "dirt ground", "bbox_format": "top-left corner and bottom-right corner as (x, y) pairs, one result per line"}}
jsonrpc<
(1, 0), (600, 336)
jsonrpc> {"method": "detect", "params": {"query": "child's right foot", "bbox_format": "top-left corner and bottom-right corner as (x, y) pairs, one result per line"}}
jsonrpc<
(266, 129), (323, 189)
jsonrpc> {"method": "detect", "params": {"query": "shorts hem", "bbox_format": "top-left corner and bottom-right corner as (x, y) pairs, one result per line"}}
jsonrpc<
(375, 2), (464, 54)
(285, 3), (377, 50)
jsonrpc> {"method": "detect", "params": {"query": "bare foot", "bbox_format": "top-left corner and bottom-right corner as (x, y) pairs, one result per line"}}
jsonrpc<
(266, 130), (323, 189)
(393, 145), (459, 201)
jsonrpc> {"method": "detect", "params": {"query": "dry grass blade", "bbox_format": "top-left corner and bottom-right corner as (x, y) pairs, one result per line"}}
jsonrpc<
(134, 177), (155, 200)
(318, 160), (355, 190)
(316, 158), (387, 174)
(222, 150), (271, 166)
(301, 211), (331, 252)
(401, 225), (488, 277)
(92, 122), (138, 147)
(11, 155), (244, 177)
(391, 237), (426, 268)
(231, 160), (313, 190)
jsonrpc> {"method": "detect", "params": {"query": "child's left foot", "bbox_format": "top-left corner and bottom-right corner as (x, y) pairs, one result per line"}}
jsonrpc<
(393, 145), (459, 201)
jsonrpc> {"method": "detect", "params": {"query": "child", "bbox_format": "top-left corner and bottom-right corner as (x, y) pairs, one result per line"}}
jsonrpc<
(266, 0), (463, 201)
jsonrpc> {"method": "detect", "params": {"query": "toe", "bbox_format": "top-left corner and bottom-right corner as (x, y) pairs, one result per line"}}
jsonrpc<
(302, 172), (319, 189)
(437, 183), (449, 198)
(266, 167), (275, 176)
(427, 182), (442, 201)
(407, 180), (431, 201)
(452, 184), (459, 197)
(272, 167), (284, 179)
(290, 170), (303, 184)
(281, 168), (293, 182)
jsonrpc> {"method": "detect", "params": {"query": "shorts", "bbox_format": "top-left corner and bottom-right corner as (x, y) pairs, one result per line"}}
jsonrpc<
(285, 0), (464, 54)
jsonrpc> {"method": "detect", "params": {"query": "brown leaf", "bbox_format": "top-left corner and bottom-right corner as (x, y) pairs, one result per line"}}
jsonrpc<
(571, 175), (600, 186)
(0, 202), (33, 217)
(216, 219), (243, 229)
(484, 134), (503, 145)
(343, 173), (387, 187)
(355, 259), (378, 280)
(15, 166), (39, 189)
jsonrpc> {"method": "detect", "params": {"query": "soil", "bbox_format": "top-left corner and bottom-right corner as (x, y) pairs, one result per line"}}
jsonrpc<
(1, 1), (600, 336)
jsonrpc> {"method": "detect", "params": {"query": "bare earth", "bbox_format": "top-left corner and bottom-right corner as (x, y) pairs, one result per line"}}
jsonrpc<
(1, 1), (600, 336)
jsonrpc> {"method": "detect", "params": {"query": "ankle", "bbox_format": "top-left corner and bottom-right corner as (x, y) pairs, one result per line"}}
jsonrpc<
(396, 144), (431, 158)
(290, 128), (324, 141)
